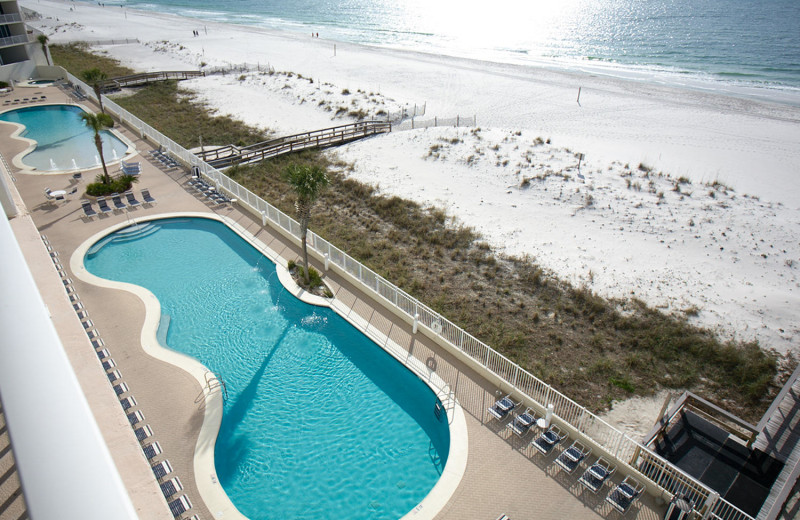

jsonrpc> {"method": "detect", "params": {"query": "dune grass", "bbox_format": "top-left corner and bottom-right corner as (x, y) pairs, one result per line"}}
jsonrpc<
(51, 44), (782, 421)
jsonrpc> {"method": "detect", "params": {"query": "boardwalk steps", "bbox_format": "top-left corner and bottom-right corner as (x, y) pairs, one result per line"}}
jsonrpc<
(195, 121), (392, 169)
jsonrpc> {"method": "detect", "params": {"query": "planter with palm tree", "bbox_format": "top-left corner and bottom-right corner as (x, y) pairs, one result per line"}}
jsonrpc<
(283, 163), (329, 288)
(81, 68), (108, 113)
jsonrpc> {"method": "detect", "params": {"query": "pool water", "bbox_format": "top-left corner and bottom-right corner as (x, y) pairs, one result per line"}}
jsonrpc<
(84, 218), (450, 520)
(0, 104), (129, 171)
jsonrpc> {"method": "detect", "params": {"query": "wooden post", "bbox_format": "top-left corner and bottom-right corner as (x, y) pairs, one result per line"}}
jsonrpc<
(577, 87), (582, 105)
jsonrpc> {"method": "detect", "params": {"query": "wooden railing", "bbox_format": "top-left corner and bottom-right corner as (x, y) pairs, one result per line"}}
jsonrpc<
(99, 70), (204, 91)
(196, 121), (392, 168)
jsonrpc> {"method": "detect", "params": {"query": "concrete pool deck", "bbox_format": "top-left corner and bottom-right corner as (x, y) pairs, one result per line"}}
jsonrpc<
(1, 88), (666, 520)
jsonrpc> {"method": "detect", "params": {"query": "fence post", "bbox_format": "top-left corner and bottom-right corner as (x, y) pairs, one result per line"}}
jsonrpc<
(324, 253), (330, 271)
(413, 313), (419, 334)
(701, 492), (720, 520)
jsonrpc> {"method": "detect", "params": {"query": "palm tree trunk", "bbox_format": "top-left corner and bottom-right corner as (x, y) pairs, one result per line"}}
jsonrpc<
(95, 134), (110, 184)
(301, 225), (310, 286)
(93, 84), (105, 113)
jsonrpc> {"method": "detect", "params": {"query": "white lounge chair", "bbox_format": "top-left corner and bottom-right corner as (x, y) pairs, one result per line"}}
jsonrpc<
(579, 457), (616, 494)
(532, 424), (566, 455)
(507, 407), (538, 437)
(553, 439), (592, 474)
(606, 475), (645, 515)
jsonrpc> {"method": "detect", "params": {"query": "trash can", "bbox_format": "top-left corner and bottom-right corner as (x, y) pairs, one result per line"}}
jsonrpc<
(664, 495), (693, 520)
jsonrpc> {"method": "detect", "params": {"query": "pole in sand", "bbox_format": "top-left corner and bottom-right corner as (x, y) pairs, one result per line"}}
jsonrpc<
(577, 153), (584, 173)
(577, 87), (582, 105)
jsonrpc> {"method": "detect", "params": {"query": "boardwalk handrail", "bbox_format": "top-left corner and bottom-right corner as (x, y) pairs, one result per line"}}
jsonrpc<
(99, 70), (204, 91)
(197, 121), (391, 168)
(66, 70), (756, 520)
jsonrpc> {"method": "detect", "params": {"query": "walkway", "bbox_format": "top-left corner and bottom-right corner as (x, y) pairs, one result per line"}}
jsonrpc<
(1, 86), (665, 520)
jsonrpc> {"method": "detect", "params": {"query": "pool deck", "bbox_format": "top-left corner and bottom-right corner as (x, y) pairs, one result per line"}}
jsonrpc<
(1, 87), (666, 520)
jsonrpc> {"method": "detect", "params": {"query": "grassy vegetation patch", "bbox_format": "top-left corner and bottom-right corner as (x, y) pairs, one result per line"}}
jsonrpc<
(51, 44), (784, 421)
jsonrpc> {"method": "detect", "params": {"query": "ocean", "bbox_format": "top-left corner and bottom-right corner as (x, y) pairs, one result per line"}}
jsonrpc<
(105, 0), (800, 101)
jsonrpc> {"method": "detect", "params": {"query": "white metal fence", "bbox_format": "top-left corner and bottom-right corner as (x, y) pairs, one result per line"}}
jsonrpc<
(67, 71), (758, 520)
(394, 114), (476, 131)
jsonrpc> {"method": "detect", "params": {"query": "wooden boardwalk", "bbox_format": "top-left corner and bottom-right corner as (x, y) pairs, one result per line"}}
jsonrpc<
(754, 364), (800, 519)
(195, 121), (392, 169)
(100, 70), (204, 92)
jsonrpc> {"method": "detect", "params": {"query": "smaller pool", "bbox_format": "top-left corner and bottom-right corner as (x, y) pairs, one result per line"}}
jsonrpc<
(0, 104), (130, 171)
(28, 79), (54, 85)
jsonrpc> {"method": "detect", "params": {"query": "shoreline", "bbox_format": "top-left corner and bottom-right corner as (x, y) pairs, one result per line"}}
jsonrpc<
(85, 0), (800, 107)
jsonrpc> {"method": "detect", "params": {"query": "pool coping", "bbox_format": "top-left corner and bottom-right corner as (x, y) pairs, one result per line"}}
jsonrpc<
(71, 212), (468, 520)
(0, 103), (137, 174)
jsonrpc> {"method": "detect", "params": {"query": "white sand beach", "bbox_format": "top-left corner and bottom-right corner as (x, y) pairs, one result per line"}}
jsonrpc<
(24, 0), (800, 369)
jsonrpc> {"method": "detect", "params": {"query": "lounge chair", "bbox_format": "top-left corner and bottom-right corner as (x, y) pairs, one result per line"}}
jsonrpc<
(111, 193), (127, 211)
(120, 395), (137, 411)
(127, 409), (145, 426)
(605, 475), (645, 515)
(168, 495), (192, 518)
(578, 457), (616, 494)
(81, 200), (98, 218)
(107, 369), (121, 384)
(160, 476), (183, 499)
(553, 440), (592, 474)
(113, 382), (130, 396)
(125, 190), (141, 207)
(141, 188), (156, 205)
(532, 424), (566, 455)
(507, 407), (538, 437)
(96, 348), (109, 361)
(487, 394), (519, 421)
(142, 441), (162, 461)
(152, 459), (174, 481)
(102, 358), (116, 372)
(134, 424), (154, 443)
(96, 196), (113, 214)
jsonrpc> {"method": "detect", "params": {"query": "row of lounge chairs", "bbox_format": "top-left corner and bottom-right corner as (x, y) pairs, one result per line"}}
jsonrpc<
(41, 233), (199, 520)
(488, 394), (646, 515)
(150, 149), (181, 169)
(81, 189), (156, 218)
(2, 95), (47, 105)
(188, 176), (232, 205)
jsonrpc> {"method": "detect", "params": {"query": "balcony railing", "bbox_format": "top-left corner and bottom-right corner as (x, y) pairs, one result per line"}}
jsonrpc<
(0, 13), (23, 24)
(0, 33), (29, 48)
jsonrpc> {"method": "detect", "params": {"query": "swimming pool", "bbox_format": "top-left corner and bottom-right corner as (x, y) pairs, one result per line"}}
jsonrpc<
(0, 104), (130, 171)
(83, 217), (451, 520)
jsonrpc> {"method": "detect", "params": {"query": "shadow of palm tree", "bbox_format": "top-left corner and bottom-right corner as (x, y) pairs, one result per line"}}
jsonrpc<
(215, 325), (291, 484)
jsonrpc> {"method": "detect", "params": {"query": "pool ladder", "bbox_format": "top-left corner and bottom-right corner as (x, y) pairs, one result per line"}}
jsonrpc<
(195, 371), (228, 410)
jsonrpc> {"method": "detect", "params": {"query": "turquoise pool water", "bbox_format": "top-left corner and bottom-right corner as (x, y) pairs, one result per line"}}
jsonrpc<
(0, 104), (129, 171)
(84, 217), (450, 520)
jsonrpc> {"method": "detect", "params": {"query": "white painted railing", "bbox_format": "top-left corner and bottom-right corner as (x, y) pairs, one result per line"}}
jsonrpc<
(66, 71), (757, 520)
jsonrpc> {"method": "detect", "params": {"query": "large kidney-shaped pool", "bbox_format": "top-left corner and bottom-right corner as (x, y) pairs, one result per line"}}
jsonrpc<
(83, 217), (450, 520)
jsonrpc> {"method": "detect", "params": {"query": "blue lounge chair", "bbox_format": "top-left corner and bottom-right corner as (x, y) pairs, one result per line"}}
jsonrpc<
(532, 424), (566, 455)
(488, 394), (519, 421)
(111, 193), (127, 211)
(96, 196), (113, 214)
(134, 424), (154, 443)
(142, 441), (162, 461)
(125, 190), (141, 207)
(168, 495), (192, 518)
(606, 476), (645, 515)
(141, 188), (156, 205)
(152, 460), (174, 481)
(578, 457), (616, 494)
(553, 439), (592, 474)
(160, 477), (183, 499)
(507, 407), (538, 437)
(81, 200), (97, 218)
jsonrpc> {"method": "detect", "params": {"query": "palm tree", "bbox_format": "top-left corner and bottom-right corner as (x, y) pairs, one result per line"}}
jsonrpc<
(36, 34), (51, 66)
(81, 68), (108, 113)
(81, 112), (115, 184)
(283, 163), (329, 286)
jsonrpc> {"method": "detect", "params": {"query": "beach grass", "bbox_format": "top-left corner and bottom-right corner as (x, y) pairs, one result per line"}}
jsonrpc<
(52, 44), (780, 420)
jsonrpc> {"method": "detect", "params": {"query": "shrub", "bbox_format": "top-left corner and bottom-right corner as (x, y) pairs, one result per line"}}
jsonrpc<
(85, 174), (138, 196)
